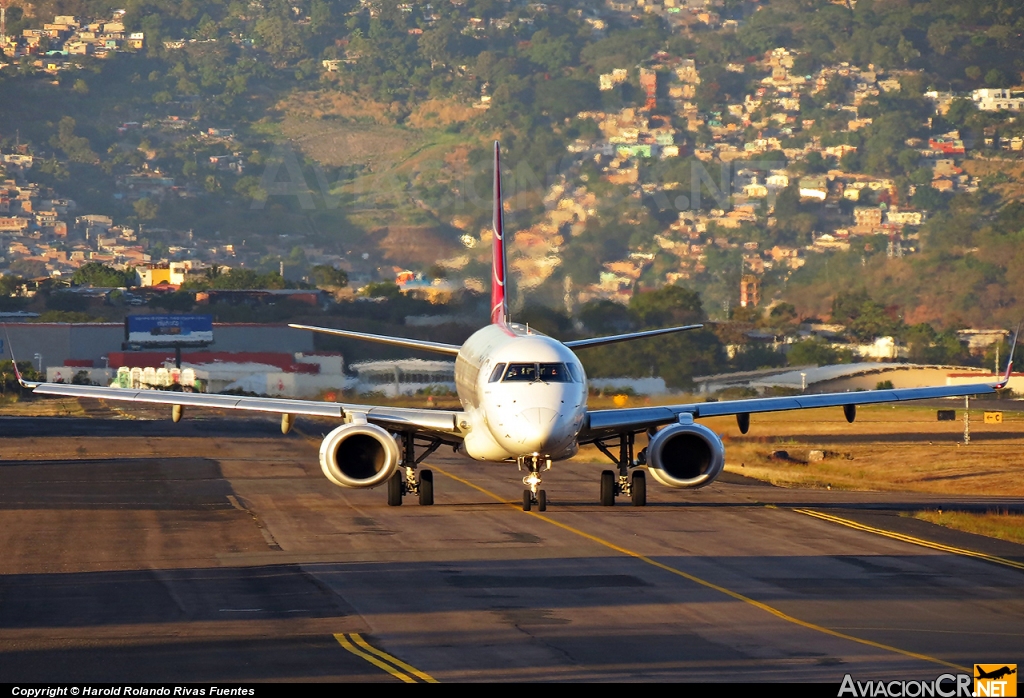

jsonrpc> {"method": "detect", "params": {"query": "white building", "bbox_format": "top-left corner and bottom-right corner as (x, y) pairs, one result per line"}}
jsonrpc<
(349, 359), (455, 397)
(972, 88), (1024, 112)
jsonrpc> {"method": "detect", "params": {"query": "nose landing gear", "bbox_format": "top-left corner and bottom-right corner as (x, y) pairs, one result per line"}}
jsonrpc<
(519, 454), (550, 512)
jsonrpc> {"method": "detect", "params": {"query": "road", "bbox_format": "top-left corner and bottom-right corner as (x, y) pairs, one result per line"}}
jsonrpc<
(0, 413), (1021, 682)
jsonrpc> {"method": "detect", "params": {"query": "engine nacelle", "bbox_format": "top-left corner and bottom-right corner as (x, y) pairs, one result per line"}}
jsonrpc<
(646, 420), (725, 489)
(319, 423), (401, 488)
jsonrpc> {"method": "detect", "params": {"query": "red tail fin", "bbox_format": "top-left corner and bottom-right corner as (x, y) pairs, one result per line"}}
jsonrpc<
(491, 141), (509, 325)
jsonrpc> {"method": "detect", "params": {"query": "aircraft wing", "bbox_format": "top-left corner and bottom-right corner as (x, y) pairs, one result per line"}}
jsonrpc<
(582, 380), (1003, 439)
(28, 382), (465, 437)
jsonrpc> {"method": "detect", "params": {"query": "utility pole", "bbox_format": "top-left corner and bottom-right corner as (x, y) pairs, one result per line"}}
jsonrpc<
(963, 395), (970, 445)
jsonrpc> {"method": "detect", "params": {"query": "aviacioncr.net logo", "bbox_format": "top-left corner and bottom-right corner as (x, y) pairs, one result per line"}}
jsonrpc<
(839, 673), (973, 697)
(974, 665), (1017, 697)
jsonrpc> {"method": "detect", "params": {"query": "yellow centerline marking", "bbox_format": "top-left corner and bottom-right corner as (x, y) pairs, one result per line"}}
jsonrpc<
(432, 465), (967, 672)
(793, 508), (1024, 572)
(335, 633), (434, 683)
(350, 632), (440, 683)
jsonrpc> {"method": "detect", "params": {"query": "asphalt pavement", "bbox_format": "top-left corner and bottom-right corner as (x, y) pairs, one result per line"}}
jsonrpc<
(0, 413), (1021, 682)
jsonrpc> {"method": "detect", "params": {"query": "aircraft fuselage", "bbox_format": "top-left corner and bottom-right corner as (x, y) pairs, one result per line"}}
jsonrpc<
(456, 323), (588, 462)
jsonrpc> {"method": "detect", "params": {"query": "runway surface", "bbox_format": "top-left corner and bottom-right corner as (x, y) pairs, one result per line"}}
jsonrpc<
(0, 412), (1022, 682)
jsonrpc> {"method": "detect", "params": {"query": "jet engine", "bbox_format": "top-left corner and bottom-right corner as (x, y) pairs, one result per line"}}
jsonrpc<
(319, 423), (401, 488)
(645, 420), (725, 489)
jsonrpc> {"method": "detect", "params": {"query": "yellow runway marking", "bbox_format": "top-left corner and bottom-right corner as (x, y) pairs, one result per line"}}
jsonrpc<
(334, 633), (438, 683)
(433, 465), (967, 672)
(350, 633), (440, 683)
(793, 508), (1024, 572)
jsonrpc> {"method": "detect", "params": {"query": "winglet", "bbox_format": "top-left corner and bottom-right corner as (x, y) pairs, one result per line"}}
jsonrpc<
(994, 320), (1021, 389)
(3, 325), (40, 389)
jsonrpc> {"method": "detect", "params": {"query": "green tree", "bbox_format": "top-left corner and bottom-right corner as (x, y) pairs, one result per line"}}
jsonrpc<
(579, 299), (633, 335)
(945, 98), (977, 127)
(526, 30), (574, 73)
(629, 284), (705, 329)
(310, 0), (332, 33)
(364, 281), (401, 299)
(133, 198), (159, 221)
(787, 338), (840, 367)
(310, 265), (348, 288)
(50, 117), (96, 164)
(0, 275), (24, 297)
(73, 263), (135, 288)
(984, 69), (1006, 87)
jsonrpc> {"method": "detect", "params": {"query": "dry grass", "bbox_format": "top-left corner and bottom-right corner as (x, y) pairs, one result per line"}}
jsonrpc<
(405, 98), (480, 129)
(963, 158), (1024, 200)
(272, 91), (481, 171)
(272, 91), (421, 169)
(711, 404), (1024, 497)
(910, 510), (1024, 546)
(0, 397), (86, 417)
(573, 402), (1024, 498)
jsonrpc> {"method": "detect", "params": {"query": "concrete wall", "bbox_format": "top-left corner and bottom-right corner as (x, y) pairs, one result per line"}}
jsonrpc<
(814, 367), (996, 393)
(0, 322), (315, 370)
(0, 323), (107, 367)
(590, 377), (669, 395)
(226, 372), (354, 398)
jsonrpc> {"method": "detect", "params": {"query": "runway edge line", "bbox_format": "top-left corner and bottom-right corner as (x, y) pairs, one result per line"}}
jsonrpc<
(432, 465), (968, 673)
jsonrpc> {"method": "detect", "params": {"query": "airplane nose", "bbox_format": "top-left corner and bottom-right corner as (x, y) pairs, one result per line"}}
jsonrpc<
(519, 407), (558, 427)
(511, 408), (560, 451)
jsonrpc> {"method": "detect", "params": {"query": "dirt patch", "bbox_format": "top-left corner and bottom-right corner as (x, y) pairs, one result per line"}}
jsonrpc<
(375, 225), (461, 265)
(280, 90), (401, 125)
(280, 120), (419, 169)
(275, 90), (421, 168)
(963, 158), (1024, 200)
(406, 98), (480, 130)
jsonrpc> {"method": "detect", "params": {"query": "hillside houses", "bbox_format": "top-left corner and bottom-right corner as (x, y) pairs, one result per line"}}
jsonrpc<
(546, 40), (1019, 306)
(3, 12), (143, 62)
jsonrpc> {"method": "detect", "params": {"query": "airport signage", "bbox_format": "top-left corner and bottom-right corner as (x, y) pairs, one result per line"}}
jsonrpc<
(125, 314), (214, 347)
(984, 412), (1003, 424)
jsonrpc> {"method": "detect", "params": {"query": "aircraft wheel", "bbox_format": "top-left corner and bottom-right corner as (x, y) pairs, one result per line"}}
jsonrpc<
(537, 490), (547, 512)
(387, 472), (403, 506)
(631, 470), (646, 507)
(522, 490), (532, 512)
(418, 469), (433, 506)
(600, 470), (615, 507)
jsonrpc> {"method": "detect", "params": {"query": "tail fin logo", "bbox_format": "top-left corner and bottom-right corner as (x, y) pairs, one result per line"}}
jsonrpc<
(491, 141), (508, 326)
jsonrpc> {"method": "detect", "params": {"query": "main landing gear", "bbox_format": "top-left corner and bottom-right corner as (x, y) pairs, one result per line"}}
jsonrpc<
(593, 432), (647, 507)
(387, 432), (443, 506)
(520, 454), (551, 512)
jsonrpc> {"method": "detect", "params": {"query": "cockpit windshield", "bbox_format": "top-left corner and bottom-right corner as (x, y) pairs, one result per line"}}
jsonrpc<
(503, 363), (538, 381)
(502, 363), (574, 382)
(538, 363), (570, 382)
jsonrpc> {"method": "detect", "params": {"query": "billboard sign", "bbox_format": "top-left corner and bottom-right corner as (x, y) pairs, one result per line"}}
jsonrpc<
(125, 314), (214, 347)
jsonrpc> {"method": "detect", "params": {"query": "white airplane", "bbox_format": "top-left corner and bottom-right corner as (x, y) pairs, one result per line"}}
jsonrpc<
(18, 143), (1017, 512)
